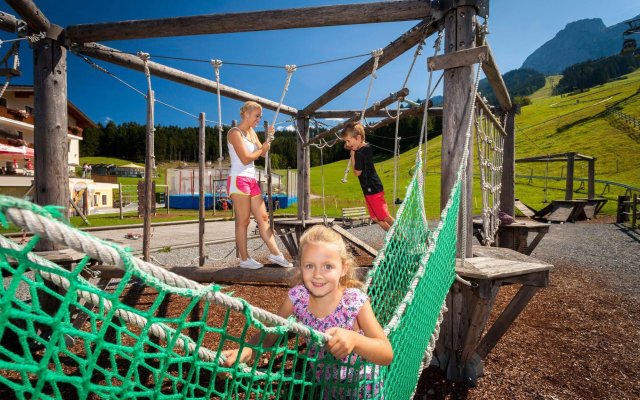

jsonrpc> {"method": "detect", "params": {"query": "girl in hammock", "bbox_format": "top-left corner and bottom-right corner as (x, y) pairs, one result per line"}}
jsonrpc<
(222, 225), (392, 397)
(341, 122), (395, 231)
(227, 101), (292, 269)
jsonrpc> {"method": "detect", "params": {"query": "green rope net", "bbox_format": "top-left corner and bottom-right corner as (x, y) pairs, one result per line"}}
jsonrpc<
(0, 158), (460, 399)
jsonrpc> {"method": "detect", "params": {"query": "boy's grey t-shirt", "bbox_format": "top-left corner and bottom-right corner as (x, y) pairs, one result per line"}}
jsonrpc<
(354, 144), (384, 195)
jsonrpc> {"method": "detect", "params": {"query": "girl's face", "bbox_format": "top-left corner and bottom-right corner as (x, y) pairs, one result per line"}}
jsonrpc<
(300, 242), (346, 299)
(243, 107), (262, 128)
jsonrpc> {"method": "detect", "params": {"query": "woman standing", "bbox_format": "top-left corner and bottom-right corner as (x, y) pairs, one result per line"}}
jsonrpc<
(227, 101), (292, 269)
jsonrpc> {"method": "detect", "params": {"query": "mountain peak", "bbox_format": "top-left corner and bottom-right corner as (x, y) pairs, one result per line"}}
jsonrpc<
(522, 17), (631, 75)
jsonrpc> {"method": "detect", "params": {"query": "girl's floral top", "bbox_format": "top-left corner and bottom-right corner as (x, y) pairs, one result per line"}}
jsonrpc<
(288, 284), (368, 336)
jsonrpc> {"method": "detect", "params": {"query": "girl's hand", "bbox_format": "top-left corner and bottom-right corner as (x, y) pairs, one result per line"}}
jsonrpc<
(221, 347), (253, 367)
(260, 141), (271, 155)
(325, 327), (357, 360)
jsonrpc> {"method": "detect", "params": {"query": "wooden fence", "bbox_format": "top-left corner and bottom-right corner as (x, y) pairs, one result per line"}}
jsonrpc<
(617, 194), (639, 229)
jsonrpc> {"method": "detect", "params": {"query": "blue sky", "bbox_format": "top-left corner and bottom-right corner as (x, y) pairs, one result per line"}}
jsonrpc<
(0, 0), (638, 129)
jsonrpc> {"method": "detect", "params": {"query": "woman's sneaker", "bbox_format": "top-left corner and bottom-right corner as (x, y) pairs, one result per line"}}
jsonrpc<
(239, 257), (263, 269)
(268, 253), (293, 268)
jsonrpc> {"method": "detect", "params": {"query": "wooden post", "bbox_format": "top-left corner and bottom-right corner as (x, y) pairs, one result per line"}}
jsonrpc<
(33, 37), (68, 250)
(264, 120), (274, 231)
(565, 152), (575, 200)
(118, 183), (123, 219)
(440, 5), (476, 257)
(498, 111), (516, 249)
(632, 194), (638, 229)
(437, 3), (477, 385)
(296, 117), (310, 220)
(198, 112), (206, 266)
(142, 88), (155, 261)
(587, 158), (595, 200)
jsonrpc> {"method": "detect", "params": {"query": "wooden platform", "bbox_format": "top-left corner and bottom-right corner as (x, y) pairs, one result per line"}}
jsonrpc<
(534, 199), (590, 222)
(473, 219), (550, 255)
(435, 246), (553, 386)
(577, 197), (608, 219)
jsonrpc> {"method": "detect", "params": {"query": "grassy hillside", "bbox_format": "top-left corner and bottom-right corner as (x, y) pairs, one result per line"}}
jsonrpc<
(309, 69), (640, 218)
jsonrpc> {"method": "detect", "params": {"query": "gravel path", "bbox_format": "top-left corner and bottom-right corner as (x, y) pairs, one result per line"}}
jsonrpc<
(7, 219), (638, 305)
(529, 221), (640, 302)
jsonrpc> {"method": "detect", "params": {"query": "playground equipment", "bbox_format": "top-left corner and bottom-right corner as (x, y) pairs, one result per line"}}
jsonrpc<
(0, 0), (556, 393)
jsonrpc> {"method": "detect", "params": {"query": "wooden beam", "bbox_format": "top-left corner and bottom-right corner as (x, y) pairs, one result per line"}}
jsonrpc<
(66, 1), (431, 43)
(314, 106), (443, 119)
(305, 88), (409, 146)
(428, 45), (488, 71)
(475, 285), (541, 359)
(0, 11), (18, 33)
(481, 42), (512, 111)
(5, 0), (49, 32)
(331, 224), (378, 258)
(363, 104), (444, 132)
(475, 94), (507, 137)
(501, 111), (516, 220)
(301, 20), (436, 115)
(76, 43), (298, 116)
(34, 37), (69, 245)
(90, 263), (374, 285)
(441, 5), (476, 258)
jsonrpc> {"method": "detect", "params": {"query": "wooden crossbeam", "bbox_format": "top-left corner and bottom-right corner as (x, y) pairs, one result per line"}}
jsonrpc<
(481, 42), (512, 111)
(475, 93), (507, 137)
(301, 20), (436, 115)
(304, 88), (409, 146)
(76, 43), (298, 116)
(5, 0), (49, 33)
(66, 1), (431, 43)
(0, 11), (18, 33)
(363, 103), (444, 132)
(427, 45), (488, 71)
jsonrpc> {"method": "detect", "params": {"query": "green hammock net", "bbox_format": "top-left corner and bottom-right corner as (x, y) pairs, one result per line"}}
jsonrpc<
(0, 157), (460, 399)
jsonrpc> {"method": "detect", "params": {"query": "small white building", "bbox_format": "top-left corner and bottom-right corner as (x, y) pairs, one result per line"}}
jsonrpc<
(0, 84), (100, 205)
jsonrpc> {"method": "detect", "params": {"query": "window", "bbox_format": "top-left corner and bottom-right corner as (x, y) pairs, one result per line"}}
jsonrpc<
(102, 195), (107, 206)
(25, 106), (33, 114)
(0, 98), (6, 107)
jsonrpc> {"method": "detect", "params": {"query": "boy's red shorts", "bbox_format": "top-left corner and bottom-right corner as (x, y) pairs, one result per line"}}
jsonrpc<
(364, 191), (390, 221)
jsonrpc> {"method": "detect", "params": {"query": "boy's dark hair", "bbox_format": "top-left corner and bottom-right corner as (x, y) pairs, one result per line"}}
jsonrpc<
(341, 122), (366, 141)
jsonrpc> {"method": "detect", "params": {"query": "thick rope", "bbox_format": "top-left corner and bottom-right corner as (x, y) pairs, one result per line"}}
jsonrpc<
(0, 198), (330, 344)
(460, 62), (484, 261)
(392, 38), (425, 213)
(417, 30), (443, 175)
(211, 59), (224, 167)
(339, 49), (383, 183)
(359, 49), (383, 121)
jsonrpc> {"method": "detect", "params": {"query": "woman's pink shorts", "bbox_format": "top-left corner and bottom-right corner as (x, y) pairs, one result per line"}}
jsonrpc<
(227, 176), (262, 197)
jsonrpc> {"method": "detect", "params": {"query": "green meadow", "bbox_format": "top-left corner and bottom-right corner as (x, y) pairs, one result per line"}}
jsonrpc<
(75, 69), (640, 226)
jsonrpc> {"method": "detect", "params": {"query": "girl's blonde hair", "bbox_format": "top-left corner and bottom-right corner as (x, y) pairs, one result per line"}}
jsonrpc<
(238, 101), (262, 145)
(341, 122), (366, 142)
(294, 225), (361, 289)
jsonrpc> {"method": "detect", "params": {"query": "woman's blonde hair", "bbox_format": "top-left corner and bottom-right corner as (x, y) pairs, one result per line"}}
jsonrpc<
(341, 122), (366, 142)
(238, 101), (262, 145)
(293, 225), (361, 289)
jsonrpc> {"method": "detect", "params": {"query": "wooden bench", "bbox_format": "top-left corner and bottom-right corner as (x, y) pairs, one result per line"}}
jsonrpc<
(341, 206), (370, 228)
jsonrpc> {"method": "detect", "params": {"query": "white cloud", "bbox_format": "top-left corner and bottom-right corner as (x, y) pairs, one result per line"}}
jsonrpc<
(284, 124), (296, 132)
(324, 118), (347, 122)
(103, 117), (113, 124)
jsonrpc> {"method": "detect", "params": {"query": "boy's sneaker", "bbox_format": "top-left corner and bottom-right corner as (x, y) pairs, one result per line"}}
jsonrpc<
(268, 253), (293, 268)
(239, 257), (263, 269)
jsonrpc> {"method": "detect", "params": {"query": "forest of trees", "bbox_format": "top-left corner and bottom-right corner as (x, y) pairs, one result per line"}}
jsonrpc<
(477, 68), (546, 106)
(80, 112), (441, 169)
(553, 54), (640, 95)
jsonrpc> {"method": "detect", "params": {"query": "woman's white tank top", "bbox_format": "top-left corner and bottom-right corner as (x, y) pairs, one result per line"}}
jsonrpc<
(228, 127), (258, 178)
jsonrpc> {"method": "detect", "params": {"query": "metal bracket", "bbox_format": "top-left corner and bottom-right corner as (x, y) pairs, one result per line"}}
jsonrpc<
(430, 0), (489, 21)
